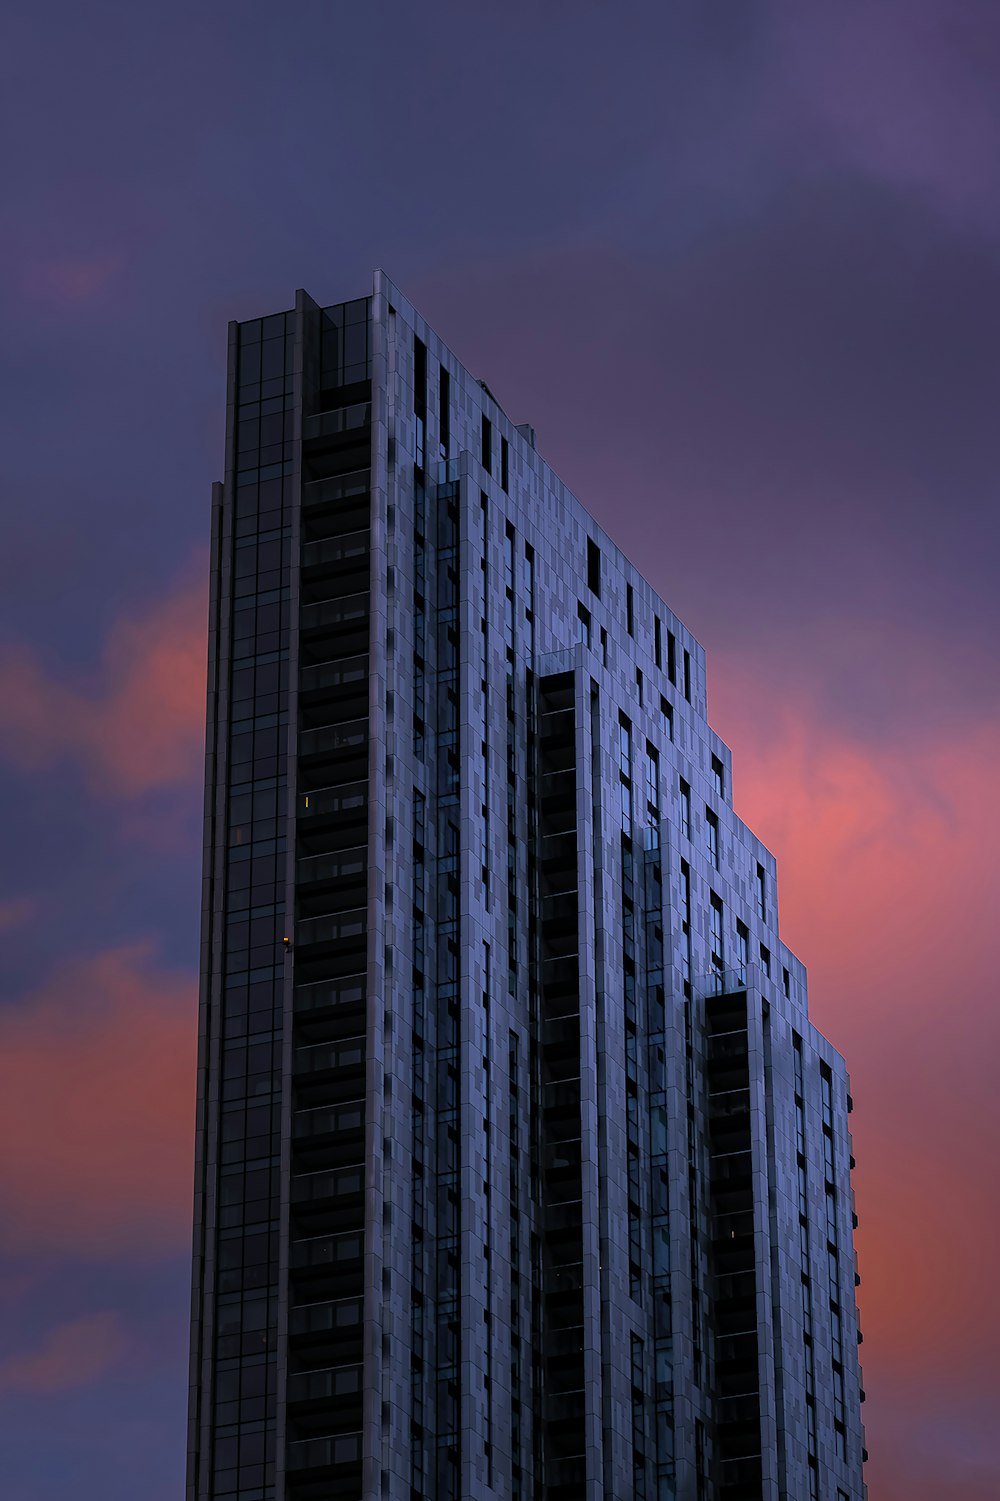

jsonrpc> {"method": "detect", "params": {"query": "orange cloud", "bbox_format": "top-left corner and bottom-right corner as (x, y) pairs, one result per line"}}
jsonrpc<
(0, 561), (207, 798)
(711, 651), (1000, 1485)
(0, 944), (197, 1257)
(0, 1311), (127, 1395)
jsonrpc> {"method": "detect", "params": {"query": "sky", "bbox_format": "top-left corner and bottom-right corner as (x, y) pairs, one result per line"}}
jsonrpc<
(0, 1), (997, 1496)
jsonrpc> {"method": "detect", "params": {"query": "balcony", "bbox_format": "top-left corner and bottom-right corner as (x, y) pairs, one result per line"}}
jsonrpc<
(303, 403), (371, 443)
(299, 655), (369, 701)
(290, 1230), (363, 1277)
(288, 1296), (363, 1343)
(285, 1430), (362, 1474)
(294, 1035), (365, 1081)
(299, 592), (370, 654)
(297, 781), (367, 846)
(287, 1362), (362, 1408)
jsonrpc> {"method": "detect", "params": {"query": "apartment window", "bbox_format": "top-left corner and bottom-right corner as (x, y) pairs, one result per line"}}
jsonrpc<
(683, 648), (691, 702)
(756, 862), (767, 920)
(667, 629), (677, 686)
(587, 538), (601, 596)
(782, 965), (791, 999)
(710, 893), (724, 970)
(711, 755), (724, 798)
(759, 943), (771, 977)
(500, 435), (509, 492)
(679, 779), (691, 840)
(735, 921), (749, 977)
(654, 616), (662, 669)
(577, 602), (591, 648)
(821, 1066), (834, 1128)
(414, 336), (427, 469)
(618, 716), (632, 781)
(635, 667), (643, 706)
(626, 582), (634, 636)
(659, 694), (673, 742)
(645, 742), (659, 822)
(438, 364), (450, 457)
(705, 808), (719, 870)
(481, 413), (492, 474)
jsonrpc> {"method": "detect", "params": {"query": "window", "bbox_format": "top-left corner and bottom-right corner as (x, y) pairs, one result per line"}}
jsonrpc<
(626, 582), (634, 636)
(782, 965), (791, 999)
(618, 716), (632, 781)
(710, 893), (724, 969)
(705, 809), (719, 869)
(645, 742), (659, 822)
(756, 862), (767, 921)
(500, 434), (509, 492)
(437, 365), (450, 459)
(659, 694), (673, 741)
(679, 779), (691, 840)
(577, 602), (591, 648)
(711, 755), (724, 798)
(821, 1066), (833, 1128)
(654, 616), (662, 669)
(635, 667), (643, 706)
(481, 413), (492, 474)
(735, 921), (749, 977)
(587, 538), (601, 596)
(759, 943), (771, 977)
(683, 648), (691, 702)
(667, 630), (677, 686)
(414, 336), (427, 469)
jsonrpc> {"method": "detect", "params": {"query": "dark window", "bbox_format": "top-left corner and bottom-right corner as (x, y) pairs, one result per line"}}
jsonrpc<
(501, 435), (509, 492)
(654, 616), (662, 669)
(414, 336), (427, 418)
(659, 694), (673, 741)
(706, 808), (719, 869)
(783, 966), (791, 998)
(667, 630), (677, 686)
(577, 602), (591, 648)
(439, 364), (450, 457)
(626, 582), (634, 636)
(683, 648), (692, 702)
(636, 667), (643, 706)
(587, 538), (601, 596)
(481, 414), (492, 475)
(756, 862), (767, 920)
(711, 755), (724, 798)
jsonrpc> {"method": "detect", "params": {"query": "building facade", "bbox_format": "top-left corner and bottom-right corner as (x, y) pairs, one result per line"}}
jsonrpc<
(188, 272), (867, 1501)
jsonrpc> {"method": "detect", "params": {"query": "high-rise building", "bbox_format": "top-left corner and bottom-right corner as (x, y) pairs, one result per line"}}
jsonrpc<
(188, 273), (867, 1501)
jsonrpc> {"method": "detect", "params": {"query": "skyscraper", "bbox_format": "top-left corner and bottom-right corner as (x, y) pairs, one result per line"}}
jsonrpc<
(188, 272), (867, 1501)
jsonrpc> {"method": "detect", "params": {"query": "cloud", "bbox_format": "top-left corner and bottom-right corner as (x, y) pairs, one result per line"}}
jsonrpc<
(22, 252), (127, 308)
(0, 1312), (127, 1395)
(771, 1), (1000, 233)
(0, 943), (197, 1257)
(0, 897), (35, 933)
(711, 647), (1000, 1489)
(0, 561), (207, 799)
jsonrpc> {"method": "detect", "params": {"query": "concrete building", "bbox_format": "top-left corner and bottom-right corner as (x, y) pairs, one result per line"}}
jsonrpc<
(188, 272), (867, 1501)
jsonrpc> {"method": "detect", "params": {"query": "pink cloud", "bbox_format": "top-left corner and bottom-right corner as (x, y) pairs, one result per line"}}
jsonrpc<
(0, 944), (196, 1257)
(0, 560), (207, 798)
(711, 648), (1000, 1492)
(0, 1312), (127, 1395)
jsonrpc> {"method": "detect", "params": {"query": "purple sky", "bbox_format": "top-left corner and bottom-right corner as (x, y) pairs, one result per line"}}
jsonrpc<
(0, 4), (998, 1498)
